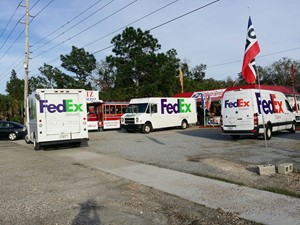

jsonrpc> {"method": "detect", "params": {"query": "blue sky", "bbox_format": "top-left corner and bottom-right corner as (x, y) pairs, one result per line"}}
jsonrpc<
(0, 0), (299, 94)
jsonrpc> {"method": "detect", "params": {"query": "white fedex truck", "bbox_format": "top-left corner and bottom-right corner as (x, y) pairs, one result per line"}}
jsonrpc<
(121, 97), (197, 133)
(26, 89), (89, 150)
(221, 87), (297, 140)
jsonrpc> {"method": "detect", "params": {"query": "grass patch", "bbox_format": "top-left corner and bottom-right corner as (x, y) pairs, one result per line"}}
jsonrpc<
(191, 172), (300, 199)
(261, 187), (300, 198)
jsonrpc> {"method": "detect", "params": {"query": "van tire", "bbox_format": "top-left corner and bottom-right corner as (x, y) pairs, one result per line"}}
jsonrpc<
(181, 120), (188, 129)
(265, 126), (272, 140)
(290, 122), (296, 133)
(142, 123), (151, 134)
(33, 136), (41, 151)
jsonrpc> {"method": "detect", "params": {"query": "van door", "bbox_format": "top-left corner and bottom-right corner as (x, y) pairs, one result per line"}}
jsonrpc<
(222, 91), (254, 131)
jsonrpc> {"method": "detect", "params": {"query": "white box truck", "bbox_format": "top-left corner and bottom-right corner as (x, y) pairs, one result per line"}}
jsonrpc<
(121, 97), (197, 133)
(221, 87), (297, 140)
(26, 89), (89, 150)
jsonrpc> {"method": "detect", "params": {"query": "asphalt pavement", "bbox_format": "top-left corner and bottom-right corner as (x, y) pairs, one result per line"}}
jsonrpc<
(50, 150), (300, 225)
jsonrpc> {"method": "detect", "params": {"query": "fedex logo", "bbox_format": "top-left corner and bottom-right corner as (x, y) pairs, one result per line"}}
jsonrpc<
(161, 99), (191, 114)
(255, 93), (283, 114)
(39, 99), (83, 113)
(224, 99), (250, 108)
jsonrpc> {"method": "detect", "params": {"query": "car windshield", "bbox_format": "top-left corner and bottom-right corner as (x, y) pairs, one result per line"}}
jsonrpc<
(126, 103), (148, 113)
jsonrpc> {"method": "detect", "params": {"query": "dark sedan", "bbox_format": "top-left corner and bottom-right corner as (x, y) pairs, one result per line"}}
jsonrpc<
(0, 121), (27, 141)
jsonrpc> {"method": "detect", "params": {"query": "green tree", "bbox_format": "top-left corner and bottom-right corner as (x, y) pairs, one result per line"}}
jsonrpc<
(102, 27), (180, 99)
(60, 46), (96, 89)
(5, 70), (24, 122)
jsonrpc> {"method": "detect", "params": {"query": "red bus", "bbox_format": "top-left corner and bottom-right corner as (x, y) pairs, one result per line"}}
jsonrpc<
(87, 101), (128, 131)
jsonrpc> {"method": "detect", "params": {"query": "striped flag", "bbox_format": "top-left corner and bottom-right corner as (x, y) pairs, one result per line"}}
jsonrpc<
(242, 16), (260, 84)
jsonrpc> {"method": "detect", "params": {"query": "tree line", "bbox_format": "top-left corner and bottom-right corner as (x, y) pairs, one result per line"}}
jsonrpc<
(1, 27), (299, 123)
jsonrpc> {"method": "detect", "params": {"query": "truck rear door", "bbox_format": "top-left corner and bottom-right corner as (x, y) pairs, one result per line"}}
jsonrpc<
(45, 93), (81, 137)
(222, 91), (254, 131)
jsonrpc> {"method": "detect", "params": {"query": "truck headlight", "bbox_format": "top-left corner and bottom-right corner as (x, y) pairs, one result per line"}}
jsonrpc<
(135, 117), (139, 123)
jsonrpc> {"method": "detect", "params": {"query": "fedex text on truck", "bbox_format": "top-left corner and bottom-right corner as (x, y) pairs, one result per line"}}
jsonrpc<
(255, 93), (283, 114)
(161, 99), (191, 114)
(39, 99), (83, 113)
(224, 99), (250, 108)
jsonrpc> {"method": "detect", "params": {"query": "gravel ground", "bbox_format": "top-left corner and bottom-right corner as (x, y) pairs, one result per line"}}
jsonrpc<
(0, 139), (257, 225)
(88, 126), (300, 195)
(1, 126), (299, 224)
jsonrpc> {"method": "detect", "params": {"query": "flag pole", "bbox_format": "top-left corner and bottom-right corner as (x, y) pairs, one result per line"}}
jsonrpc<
(256, 67), (268, 149)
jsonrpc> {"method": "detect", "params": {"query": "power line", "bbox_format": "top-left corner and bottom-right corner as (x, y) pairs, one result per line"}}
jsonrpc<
(32, 0), (115, 53)
(0, 0), (23, 40)
(32, 0), (104, 47)
(31, 0), (139, 59)
(207, 46), (300, 68)
(29, 0), (179, 74)
(92, 0), (221, 55)
(0, 0), (56, 84)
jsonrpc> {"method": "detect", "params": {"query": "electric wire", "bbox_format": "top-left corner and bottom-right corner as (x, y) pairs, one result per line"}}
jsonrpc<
(32, 0), (115, 53)
(0, 0), (55, 84)
(32, 0), (104, 47)
(92, 0), (221, 54)
(31, 0), (139, 59)
(29, 0), (179, 73)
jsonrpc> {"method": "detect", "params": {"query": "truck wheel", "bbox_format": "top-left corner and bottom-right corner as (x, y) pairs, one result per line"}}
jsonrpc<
(24, 135), (32, 144)
(290, 122), (296, 133)
(33, 137), (41, 151)
(181, 120), (188, 129)
(142, 123), (151, 134)
(265, 126), (272, 140)
(8, 132), (17, 141)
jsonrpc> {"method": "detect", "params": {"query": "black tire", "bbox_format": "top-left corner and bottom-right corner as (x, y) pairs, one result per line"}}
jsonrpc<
(33, 137), (41, 151)
(290, 122), (296, 133)
(24, 135), (32, 144)
(230, 135), (240, 140)
(181, 120), (188, 129)
(8, 132), (17, 141)
(265, 125), (272, 140)
(142, 123), (151, 134)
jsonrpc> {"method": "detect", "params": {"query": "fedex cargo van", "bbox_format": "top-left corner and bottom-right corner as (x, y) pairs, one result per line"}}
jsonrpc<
(26, 89), (88, 150)
(121, 97), (197, 133)
(221, 88), (296, 140)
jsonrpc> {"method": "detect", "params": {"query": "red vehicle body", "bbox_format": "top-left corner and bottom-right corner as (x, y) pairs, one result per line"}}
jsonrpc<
(87, 101), (128, 131)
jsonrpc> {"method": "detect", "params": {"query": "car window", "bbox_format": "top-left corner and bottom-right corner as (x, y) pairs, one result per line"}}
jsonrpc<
(0, 122), (4, 128)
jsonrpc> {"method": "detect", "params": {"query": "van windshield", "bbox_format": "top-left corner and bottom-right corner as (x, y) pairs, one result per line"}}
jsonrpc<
(126, 103), (148, 113)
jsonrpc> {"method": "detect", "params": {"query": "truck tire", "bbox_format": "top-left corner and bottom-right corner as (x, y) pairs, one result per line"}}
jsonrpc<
(24, 135), (32, 144)
(33, 137), (41, 151)
(265, 125), (272, 140)
(142, 123), (151, 134)
(289, 122), (296, 133)
(181, 120), (188, 129)
(8, 132), (17, 141)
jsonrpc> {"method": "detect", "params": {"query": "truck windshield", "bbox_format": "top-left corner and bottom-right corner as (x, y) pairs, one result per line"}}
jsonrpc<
(127, 103), (148, 113)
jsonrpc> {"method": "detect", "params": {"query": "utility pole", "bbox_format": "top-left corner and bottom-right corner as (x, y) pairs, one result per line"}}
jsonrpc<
(20, 0), (29, 124)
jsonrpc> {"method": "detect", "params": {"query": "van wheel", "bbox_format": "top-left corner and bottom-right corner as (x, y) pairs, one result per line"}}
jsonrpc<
(290, 122), (296, 133)
(142, 123), (151, 134)
(181, 120), (188, 129)
(33, 137), (41, 151)
(265, 126), (272, 140)
(230, 135), (240, 140)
